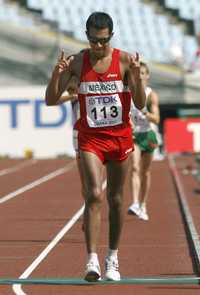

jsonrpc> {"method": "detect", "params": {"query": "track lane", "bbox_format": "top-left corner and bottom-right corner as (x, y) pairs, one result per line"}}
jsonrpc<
(0, 159), (31, 171)
(18, 160), (197, 295)
(0, 159), (75, 197)
(0, 159), (38, 177)
(0, 160), (81, 294)
(0, 158), (199, 295)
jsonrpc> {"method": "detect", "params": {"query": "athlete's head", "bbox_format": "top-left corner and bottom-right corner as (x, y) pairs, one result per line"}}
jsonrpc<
(86, 12), (114, 57)
(140, 62), (150, 84)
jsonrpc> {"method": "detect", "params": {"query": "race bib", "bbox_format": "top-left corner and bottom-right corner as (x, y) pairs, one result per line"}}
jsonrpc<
(86, 94), (122, 127)
(132, 107), (151, 132)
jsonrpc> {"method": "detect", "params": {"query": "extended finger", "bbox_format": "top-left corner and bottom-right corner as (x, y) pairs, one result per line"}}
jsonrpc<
(135, 52), (139, 61)
(130, 55), (136, 64)
(60, 49), (65, 60)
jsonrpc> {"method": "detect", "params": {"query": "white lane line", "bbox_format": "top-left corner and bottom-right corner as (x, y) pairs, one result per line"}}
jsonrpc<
(168, 154), (200, 268)
(0, 159), (38, 176)
(13, 205), (85, 295)
(0, 162), (75, 204)
(13, 180), (107, 295)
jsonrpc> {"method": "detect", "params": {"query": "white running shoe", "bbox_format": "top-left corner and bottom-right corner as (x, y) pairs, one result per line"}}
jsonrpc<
(139, 206), (149, 221)
(84, 259), (101, 282)
(128, 202), (140, 217)
(105, 257), (121, 281)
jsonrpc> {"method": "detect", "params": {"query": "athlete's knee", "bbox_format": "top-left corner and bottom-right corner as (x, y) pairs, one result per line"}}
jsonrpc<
(130, 165), (139, 176)
(85, 186), (103, 206)
(141, 168), (151, 178)
(130, 169), (140, 177)
(107, 193), (123, 209)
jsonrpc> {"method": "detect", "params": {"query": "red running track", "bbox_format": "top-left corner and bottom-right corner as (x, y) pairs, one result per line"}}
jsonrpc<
(0, 156), (199, 295)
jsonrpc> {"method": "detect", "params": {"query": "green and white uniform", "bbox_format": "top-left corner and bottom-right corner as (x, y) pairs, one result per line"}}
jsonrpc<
(131, 87), (158, 153)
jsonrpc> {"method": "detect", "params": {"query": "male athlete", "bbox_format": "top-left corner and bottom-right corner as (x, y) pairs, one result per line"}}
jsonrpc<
(45, 11), (146, 281)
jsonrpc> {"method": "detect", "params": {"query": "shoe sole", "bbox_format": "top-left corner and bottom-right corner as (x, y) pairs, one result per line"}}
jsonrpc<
(139, 216), (149, 221)
(84, 271), (101, 282)
(128, 208), (140, 217)
(105, 274), (121, 281)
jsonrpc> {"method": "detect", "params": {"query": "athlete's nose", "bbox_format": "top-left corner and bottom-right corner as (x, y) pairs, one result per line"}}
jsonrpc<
(95, 42), (103, 48)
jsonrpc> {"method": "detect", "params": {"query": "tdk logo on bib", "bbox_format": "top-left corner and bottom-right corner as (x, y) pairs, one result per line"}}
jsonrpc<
(86, 94), (122, 128)
(88, 96), (118, 105)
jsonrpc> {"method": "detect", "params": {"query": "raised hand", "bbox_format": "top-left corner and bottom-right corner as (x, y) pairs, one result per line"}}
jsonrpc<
(54, 50), (74, 75)
(129, 52), (140, 80)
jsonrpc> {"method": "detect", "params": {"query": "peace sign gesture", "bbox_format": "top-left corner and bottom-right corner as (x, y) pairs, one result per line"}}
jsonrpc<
(129, 52), (140, 80)
(54, 50), (74, 75)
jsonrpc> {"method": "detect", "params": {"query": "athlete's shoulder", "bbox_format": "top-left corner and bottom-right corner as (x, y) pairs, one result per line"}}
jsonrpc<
(70, 49), (85, 63)
(69, 49), (88, 75)
(79, 48), (89, 54)
(119, 50), (131, 63)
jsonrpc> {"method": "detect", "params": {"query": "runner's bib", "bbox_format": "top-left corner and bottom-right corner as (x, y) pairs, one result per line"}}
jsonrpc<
(86, 94), (122, 127)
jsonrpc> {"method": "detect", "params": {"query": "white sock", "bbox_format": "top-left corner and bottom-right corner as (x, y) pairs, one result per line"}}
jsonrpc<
(134, 200), (139, 205)
(88, 252), (98, 261)
(107, 249), (118, 259)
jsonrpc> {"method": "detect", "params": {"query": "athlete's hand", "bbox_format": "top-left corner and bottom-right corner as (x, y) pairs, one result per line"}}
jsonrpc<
(53, 50), (74, 75)
(128, 52), (140, 80)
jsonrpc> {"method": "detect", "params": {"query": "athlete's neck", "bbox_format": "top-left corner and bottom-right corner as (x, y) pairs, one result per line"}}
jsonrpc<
(89, 47), (113, 61)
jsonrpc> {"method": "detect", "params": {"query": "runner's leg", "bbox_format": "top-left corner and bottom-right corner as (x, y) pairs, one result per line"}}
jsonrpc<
(79, 150), (104, 253)
(140, 151), (154, 205)
(105, 157), (130, 281)
(129, 144), (141, 205)
(106, 157), (130, 249)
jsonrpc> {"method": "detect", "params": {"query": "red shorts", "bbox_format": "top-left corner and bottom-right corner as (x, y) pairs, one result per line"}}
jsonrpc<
(78, 131), (134, 164)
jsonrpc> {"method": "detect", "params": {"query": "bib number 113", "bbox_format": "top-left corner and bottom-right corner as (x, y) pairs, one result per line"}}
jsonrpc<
(91, 105), (118, 120)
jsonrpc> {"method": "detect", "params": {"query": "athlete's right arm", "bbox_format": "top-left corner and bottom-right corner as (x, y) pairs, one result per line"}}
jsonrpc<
(45, 50), (75, 106)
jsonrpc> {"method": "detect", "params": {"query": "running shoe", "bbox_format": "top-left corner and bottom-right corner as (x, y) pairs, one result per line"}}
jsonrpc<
(84, 259), (101, 282)
(128, 202), (140, 217)
(139, 205), (149, 221)
(105, 256), (120, 281)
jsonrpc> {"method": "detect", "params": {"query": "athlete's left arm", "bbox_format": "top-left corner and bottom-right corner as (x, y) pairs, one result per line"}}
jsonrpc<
(126, 53), (146, 110)
(120, 51), (146, 109)
(146, 90), (160, 124)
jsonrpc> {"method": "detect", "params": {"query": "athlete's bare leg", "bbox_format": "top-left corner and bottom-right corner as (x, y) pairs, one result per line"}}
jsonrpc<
(106, 157), (130, 249)
(129, 145), (141, 205)
(79, 150), (104, 254)
(139, 151), (154, 206)
(77, 152), (104, 231)
(76, 153), (86, 199)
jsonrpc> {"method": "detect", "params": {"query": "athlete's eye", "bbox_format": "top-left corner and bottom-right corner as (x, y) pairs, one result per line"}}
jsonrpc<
(87, 35), (112, 45)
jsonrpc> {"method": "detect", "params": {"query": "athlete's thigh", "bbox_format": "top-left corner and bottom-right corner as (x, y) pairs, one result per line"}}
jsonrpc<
(79, 150), (103, 192)
(106, 157), (130, 195)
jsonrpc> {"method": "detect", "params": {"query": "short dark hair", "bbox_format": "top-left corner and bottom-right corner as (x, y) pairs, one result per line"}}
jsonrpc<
(86, 12), (113, 34)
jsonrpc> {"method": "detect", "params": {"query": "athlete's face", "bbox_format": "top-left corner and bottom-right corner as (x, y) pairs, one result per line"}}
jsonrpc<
(140, 66), (149, 85)
(86, 27), (113, 58)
